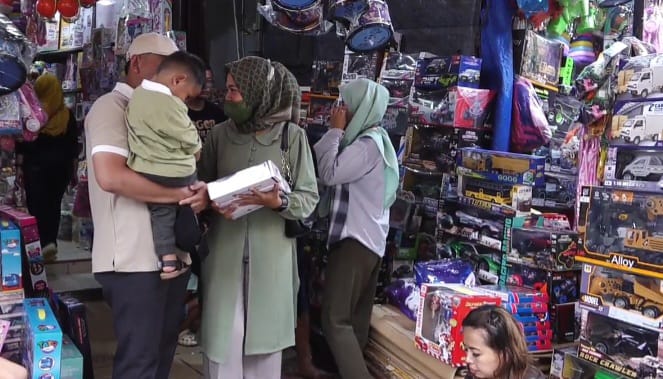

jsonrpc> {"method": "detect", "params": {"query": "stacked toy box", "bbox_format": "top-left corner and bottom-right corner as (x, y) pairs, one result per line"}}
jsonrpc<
(0, 219), (24, 364)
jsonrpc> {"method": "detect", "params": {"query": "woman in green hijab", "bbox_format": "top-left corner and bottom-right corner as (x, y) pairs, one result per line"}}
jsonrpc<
(197, 56), (319, 378)
(314, 78), (399, 379)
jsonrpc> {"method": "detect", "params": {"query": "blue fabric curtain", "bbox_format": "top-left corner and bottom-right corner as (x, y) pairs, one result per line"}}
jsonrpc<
(481, 0), (516, 151)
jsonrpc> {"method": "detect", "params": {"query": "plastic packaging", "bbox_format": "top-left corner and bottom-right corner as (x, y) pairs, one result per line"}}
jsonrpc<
(511, 76), (552, 153)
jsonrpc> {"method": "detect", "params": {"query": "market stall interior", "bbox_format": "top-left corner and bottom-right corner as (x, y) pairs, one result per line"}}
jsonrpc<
(2, 0), (663, 378)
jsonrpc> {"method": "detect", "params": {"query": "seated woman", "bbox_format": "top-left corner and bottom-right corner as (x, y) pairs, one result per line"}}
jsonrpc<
(462, 305), (546, 379)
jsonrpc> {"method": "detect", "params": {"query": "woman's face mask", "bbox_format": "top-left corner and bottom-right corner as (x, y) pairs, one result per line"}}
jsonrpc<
(223, 100), (253, 125)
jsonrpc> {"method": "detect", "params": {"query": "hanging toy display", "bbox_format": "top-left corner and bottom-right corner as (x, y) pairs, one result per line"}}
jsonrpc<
(568, 33), (596, 66)
(80, 0), (96, 8)
(0, 0), (12, 15)
(35, 0), (57, 20)
(344, 0), (393, 53)
(0, 13), (34, 95)
(258, 0), (393, 52)
(258, 0), (332, 36)
(57, 0), (82, 23)
(643, 3), (663, 52)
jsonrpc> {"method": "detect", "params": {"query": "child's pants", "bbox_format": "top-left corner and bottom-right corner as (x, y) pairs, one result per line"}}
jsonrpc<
(140, 172), (197, 257)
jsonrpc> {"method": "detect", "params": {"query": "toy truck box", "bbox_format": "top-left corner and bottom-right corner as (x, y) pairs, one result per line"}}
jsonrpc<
(456, 147), (546, 186)
(604, 145), (663, 192)
(551, 348), (630, 379)
(408, 86), (494, 129)
(23, 298), (63, 379)
(532, 135), (580, 176)
(610, 100), (663, 146)
(414, 55), (482, 90)
(458, 175), (531, 215)
(508, 227), (579, 271)
(617, 53), (663, 100)
(579, 262), (663, 331)
(414, 283), (501, 366)
(532, 173), (577, 210)
(513, 30), (564, 90)
(578, 308), (663, 379)
(403, 126), (490, 175)
(437, 195), (535, 252)
(577, 186), (663, 276)
(0, 220), (22, 291)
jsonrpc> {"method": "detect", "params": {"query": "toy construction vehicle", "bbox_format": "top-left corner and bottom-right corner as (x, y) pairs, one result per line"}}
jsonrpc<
(623, 228), (663, 254)
(589, 276), (663, 318)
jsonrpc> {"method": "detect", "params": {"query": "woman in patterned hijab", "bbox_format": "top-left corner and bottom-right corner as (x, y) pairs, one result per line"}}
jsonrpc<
(197, 56), (319, 379)
(223, 56), (300, 133)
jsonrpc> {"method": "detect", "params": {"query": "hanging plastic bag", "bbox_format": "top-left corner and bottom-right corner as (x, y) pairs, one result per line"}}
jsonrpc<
(17, 83), (48, 141)
(511, 76), (552, 153)
(517, 0), (549, 19)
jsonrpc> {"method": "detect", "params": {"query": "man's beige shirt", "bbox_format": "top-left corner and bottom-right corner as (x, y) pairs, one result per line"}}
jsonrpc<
(85, 83), (188, 272)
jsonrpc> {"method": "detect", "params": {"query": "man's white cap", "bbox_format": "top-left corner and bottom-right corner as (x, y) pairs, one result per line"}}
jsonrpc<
(126, 32), (178, 60)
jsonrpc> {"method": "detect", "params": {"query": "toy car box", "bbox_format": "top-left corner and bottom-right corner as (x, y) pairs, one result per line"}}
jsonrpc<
(409, 86), (495, 129)
(379, 52), (417, 107)
(458, 175), (532, 215)
(513, 30), (564, 90)
(617, 53), (663, 101)
(475, 284), (549, 304)
(500, 260), (580, 304)
(508, 227), (579, 271)
(532, 136), (580, 176)
(341, 47), (380, 84)
(414, 283), (501, 366)
(61, 335), (83, 379)
(577, 186), (663, 276)
(437, 239), (502, 284)
(609, 99), (663, 146)
(578, 308), (663, 379)
(456, 147), (546, 186)
(403, 125), (490, 175)
(437, 195), (535, 252)
(414, 55), (482, 90)
(532, 173), (577, 210)
(550, 348), (630, 379)
(0, 220), (22, 291)
(23, 298), (63, 379)
(579, 262), (663, 331)
(604, 145), (663, 192)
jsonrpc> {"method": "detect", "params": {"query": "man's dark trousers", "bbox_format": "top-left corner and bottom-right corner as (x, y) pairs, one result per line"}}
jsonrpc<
(95, 270), (190, 379)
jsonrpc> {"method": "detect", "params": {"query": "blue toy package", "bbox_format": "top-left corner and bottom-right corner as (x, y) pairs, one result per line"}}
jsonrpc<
(413, 259), (476, 287)
(23, 298), (63, 379)
(414, 55), (482, 90)
(0, 220), (22, 291)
